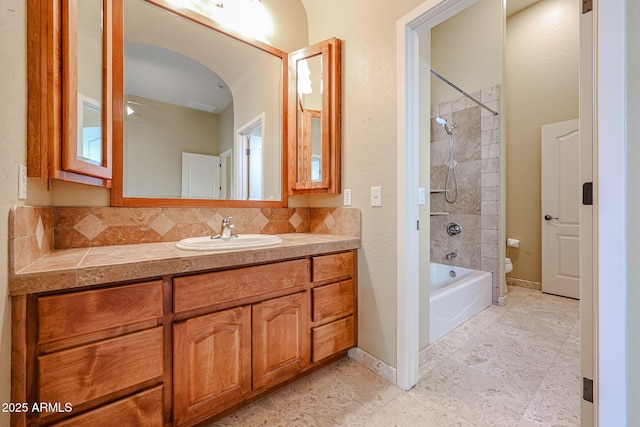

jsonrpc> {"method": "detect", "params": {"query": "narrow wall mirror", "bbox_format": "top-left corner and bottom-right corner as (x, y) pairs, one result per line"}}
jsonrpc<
(111, 0), (287, 207)
(288, 37), (341, 194)
(62, 0), (113, 180)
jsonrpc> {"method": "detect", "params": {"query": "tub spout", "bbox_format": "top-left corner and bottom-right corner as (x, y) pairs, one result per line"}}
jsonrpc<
(446, 252), (457, 260)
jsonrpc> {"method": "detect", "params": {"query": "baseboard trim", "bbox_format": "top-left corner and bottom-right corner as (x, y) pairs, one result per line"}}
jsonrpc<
(348, 347), (397, 385)
(506, 277), (542, 291)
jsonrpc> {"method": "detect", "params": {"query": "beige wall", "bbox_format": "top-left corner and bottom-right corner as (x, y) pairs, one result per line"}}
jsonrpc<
(627, 0), (640, 422)
(77, 0), (103, 101)
(123, 95), (220, 198)
(0, 3), (26, 424)
(219, 102), (234, 154)
(124, 95), (220, 198)
(505, 0), (579, 283)
(302, 0), (425, 367)
(431, 0), (504, 106)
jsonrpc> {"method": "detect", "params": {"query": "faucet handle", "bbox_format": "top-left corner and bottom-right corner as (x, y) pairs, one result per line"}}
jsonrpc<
(222, 216), (233, 225)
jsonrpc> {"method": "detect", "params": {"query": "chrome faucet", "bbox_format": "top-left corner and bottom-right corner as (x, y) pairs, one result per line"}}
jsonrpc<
(446, 252), (457, 260)
(212, 216), (237, 240)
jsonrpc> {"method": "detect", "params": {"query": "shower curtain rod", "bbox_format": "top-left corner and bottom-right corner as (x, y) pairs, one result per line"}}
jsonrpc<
(430, 69), (499, 116)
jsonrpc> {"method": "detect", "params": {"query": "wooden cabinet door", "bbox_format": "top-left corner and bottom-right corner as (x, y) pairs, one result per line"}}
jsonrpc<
(252, 292), (310, 390)
(173, 307), (251, 426)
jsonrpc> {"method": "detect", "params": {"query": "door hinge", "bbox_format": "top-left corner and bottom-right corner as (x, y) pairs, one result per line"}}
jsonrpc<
(583, 377), (594, 403)
(582, 0), (593, 14)
(417, 220), (419, 231)
(245, 148), (250, 155)
(582, 182), (593, 205)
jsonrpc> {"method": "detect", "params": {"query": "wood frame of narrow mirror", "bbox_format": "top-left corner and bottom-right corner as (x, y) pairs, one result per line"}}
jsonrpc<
(110, 0), (289, 208)
(26, 0), (114, 187)
(288, 38), (342, 195)
(63, 0), (114, 181)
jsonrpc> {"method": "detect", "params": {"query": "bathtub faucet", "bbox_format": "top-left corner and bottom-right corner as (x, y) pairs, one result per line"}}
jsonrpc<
(446, 252), (457, 260)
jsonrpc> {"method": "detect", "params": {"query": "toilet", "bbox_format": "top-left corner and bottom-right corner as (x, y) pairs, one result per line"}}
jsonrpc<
(505, 257), (513, 274)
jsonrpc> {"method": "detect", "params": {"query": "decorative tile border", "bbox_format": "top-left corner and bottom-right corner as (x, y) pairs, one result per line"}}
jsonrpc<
(9, 206), (360, 271)
(53, 207), (304, 248)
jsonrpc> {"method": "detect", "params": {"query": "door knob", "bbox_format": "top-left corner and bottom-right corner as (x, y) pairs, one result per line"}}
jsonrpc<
(544, 214), (558, 221)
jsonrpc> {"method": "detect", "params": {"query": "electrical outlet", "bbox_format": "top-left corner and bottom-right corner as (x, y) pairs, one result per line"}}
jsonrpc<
(18, 164), (27, 200)
(343, 189), (352, 206)
(370, 186), (382, 207)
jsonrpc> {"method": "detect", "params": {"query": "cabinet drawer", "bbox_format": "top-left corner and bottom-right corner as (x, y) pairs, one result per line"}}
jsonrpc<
(312, 252), (354, 284)
(38, 327), (164, 408)
(51, 386), (164, 427)
(38, 280), (163, 344)
(312, 280), (354, 323)
(312, 316), (355, 362)
(174, 259), (309, 313)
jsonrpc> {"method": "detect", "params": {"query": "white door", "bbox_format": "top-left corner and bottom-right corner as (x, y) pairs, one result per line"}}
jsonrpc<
(247, 135), (263, 200)
(219, 149), (232, 200)
(236, 114), (264, 200)
(541, 119), (580, 298)
(181, 152), (220, 199)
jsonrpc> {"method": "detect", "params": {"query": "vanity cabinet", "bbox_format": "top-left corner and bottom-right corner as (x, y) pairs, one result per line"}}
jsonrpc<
(311, 252), (356, 362)
(173, 307), (251, 426)
(252, 292), (310, 390)
(18, 280), (165, 426)
(172, 260), (310, 426)
(11, 251), (356, 426)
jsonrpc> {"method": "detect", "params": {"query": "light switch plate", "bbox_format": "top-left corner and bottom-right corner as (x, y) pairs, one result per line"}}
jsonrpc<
(419, 187), (426, 205)
(18, 164), (27, 200)
(371, 186), (382, 207)
(344, 189), (352, 206)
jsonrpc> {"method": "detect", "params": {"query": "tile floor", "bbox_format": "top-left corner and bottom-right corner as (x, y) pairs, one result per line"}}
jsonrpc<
(210, 286), (580, 426)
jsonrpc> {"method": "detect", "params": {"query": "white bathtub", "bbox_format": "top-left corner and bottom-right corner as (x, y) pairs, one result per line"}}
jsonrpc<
(429, 263), (493, 344)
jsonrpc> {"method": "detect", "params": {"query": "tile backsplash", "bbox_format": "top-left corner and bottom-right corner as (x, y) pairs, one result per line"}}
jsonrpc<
(9, 206), (55, 274)
(9, 206), (360, 272)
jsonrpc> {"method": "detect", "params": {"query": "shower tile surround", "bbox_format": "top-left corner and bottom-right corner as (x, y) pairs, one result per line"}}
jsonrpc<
(9, 206), (360, 275)
(431, 85), (501, 302)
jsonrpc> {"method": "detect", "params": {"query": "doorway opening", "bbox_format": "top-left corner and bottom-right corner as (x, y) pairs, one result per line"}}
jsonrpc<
(399, 0), (627, 424)
(236, 114), (265, 200)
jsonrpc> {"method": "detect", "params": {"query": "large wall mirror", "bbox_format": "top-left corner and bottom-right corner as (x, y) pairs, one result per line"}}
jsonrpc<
(112, 0), (287, 207)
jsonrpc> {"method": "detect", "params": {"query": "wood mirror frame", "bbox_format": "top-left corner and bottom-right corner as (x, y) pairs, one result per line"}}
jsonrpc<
(110, 0), (288, 208)
(63, 0), (114, 181)
(288, 37), (342, 195)
(27, 0), (114, 187)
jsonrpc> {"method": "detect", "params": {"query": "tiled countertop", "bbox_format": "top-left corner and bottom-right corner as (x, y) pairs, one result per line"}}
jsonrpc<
(9, 233), (360, 296)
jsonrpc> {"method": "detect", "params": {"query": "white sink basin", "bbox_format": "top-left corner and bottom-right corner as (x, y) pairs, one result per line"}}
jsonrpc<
(176, 234), (282, 251)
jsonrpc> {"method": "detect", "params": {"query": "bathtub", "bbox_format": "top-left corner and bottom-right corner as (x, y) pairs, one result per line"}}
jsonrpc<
(429, 263), (493, 344)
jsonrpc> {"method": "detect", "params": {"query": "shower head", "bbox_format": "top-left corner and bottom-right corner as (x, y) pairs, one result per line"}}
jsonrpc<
(435, 116), (457, 135)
